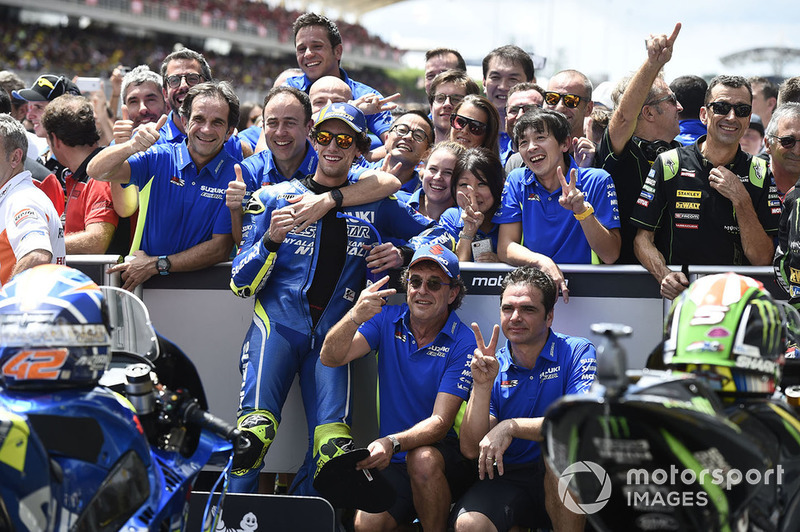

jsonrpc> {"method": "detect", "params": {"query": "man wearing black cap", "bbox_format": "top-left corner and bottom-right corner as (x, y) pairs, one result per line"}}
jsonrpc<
(321, 243), (476, 532)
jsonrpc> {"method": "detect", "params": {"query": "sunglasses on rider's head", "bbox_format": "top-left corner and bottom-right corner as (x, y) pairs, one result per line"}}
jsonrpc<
(450, 114), (487, 136)
(770, 135), (800, 149)
(706, 101), (752, 118)
(165, 73), (206, 89)
(544, 92), (584, 109)
(407, 275), (453, 292)
(315, 130), (355, 149)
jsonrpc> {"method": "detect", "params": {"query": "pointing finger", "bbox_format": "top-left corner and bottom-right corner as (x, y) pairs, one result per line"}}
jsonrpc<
(667, 22), (682, 45)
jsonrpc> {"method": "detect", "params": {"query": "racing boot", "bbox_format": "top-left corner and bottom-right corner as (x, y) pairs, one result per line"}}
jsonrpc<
(232, 410), (278, 477)
(312, 422), (354, 479)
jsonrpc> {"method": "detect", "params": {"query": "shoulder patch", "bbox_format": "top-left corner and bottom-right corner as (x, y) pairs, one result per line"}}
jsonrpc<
(243, 194), (266, 215)
(749, 156), (767, 187)
(660, 149), (680, 182)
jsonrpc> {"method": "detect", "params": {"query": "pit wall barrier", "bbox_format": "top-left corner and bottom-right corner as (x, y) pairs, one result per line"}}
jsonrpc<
(71, 257), (782, 473)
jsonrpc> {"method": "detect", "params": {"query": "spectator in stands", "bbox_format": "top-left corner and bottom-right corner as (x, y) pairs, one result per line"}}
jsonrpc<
(398, 141), (466, 222)
(482, 45), (535, 165)
(0, 71), (29, 124)
(586, 106), (612, 145)
(88, 81), (238, 290)
(778, 77), (800, 106)
(450, 94), (501, 157)
(286, 12), (394, 142)
(229, 103), (428, 498)
(670, 75), (708, 146)
(503, 82), (546, 174)
(543, 70), (595, 167)
(320, 243), (476, 532)
(440, 147), (504, 263)
(0, 114), (65, 286)
(596, 23), (682, 265)
(453, 266), (594, 532)
(495, 109), (621, 299)
(631, 75), (780, 300)
(740, 114), (765, 157)
(41, 95), (119, 254)
(764, 103), (800, 198)
(749, 76), (778, 130)
(424, 48), (466, 94)
(429, 70), (481, 144)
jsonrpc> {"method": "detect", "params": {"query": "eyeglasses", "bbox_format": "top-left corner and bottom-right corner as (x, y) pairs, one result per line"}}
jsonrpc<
(544, 92), (584, 109)
(769, 135), (800, 149)
(706, 101), (752, 118)
(391, 123), (429, 143)
(433, 93), (465, 106)
(165, 73), (206, 89)
(508, 103), (541, 115)
(408, 275), (452, 292)
(450, 114), (487, 136)
(315, 130), (355, 149)
(645, 93), (678, 107)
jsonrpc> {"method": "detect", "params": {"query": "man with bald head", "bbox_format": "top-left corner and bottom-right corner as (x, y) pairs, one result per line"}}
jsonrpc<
(544, 70), (595, 167)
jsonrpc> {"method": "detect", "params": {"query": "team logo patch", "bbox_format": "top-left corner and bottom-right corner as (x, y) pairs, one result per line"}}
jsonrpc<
(792, 286), (800, 298)
(13, 208), (36, 226)
(343, 288), (355, 302)
(676, 190), (701, 198)
(636, 198), (649, 207)
(772, 207), (782, 215)
(500, 380), (518, 388)
(675, 223), (698, 230)
(675, 202), (700, 210)
(686, 341), (724, 353)
(674, 212), (699, 220)
(680, 170), (695, 178)
(790, 268), (800, 284)
(707, 327), (731, 338)
(527, 193), (541, 202)
(640, 191), (654, 200)
(769, 199), (781, 207)
(169, 175), (184, 186)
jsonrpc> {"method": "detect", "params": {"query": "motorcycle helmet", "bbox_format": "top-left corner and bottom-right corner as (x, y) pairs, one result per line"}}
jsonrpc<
(663, 272), (784, 397)
(0, 265), (111, 389)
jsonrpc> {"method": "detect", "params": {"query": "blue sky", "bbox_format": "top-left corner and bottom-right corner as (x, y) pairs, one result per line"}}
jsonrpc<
(353, 0), (800, 83)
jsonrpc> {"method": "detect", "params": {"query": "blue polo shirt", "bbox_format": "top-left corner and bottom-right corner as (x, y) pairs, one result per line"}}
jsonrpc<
(438, 206), (499, 251)
(491, 333), (596, 464)
(395, 188), (422, 211)
(285, 68), (393, 138)
(358, 303), (475, 463)
(238, 140), (318, 193)
(493, 156), (620, 263)
(366, 158), (421, 193)
(499, 131), (514, 166)
(237, 125), (262, 151)
(126, 140), (234, 256)
(158, 111), (244, 161)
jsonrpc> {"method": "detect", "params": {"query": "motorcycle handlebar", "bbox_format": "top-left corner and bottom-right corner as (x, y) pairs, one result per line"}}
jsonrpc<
(181, 400), (241, 442)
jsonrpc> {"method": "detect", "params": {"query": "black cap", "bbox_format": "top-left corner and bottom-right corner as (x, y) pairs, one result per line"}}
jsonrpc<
(12, 75), (81, 102)
(313, 448), (396, 512)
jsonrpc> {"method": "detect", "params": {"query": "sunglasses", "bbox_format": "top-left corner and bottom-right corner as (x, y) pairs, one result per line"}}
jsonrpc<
(391, 123), (429, 143)
(770, 135), (800, 149)
(408, 275), (453, 292)
(433, 93), (465, 106)
(544, 92), (584, 109)
(645, 93), (678, 107)
(508, 103), (541, 116)
(450, 114), (487, 136)
(165, 73), (206, 89)
(706, 101), (752, 118)
(315, 130), (355, 149)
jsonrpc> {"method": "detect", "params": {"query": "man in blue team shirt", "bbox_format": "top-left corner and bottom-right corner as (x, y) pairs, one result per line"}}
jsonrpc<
(321, 243), (476, 532)
(88, 81), (237, 290)
(286, 12), (395, 142)
(453, 266), (595, 532)
(495, 109), (621, 301)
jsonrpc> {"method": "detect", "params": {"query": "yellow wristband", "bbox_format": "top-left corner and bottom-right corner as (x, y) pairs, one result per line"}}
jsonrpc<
(574, 202), (594, 221)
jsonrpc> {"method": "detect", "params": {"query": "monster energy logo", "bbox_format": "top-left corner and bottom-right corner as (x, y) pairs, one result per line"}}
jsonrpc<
(599, 416), (630, 438)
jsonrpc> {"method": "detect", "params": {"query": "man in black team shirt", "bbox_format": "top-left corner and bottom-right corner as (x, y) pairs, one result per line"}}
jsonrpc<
(631, 75), (780, 300)
(596, 23), (683, 264)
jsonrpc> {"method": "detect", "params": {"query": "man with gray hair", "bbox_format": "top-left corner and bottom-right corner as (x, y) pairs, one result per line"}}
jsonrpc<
(115, 65), (168, 139)
(0, 114), (65, 286)
(88, 81), (238, 290)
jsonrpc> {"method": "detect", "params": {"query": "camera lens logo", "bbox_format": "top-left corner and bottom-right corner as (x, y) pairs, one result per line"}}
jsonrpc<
(558, 460), (612, 514)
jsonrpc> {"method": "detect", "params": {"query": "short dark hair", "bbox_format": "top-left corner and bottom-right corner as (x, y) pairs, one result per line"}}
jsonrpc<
(42, 95), (100, 147)
(425, 48), (467, 72)
(264, 86), (312, 124)
(428, 70), (481, 104)
(778, 77), (800, 106)
(293, 12), (342, 48)
(513, 108), (571, 148)
(508, 82), (545, 100)
(0, 70), (26, 114)
(0, 90), (10, 114)
(669, 75), (707, 120)
(748, 76), (778, 101)
(482, 45), (535, 82)
(391, 110), (435, 148)
(501, 266), (556, 315)
(705, 75), (752, 106)
(451, 147), (504, 216)
(160, 48), (212, 86)
(401, 267), (467, 312)
(451, 94), (501, 156)
(179, 81), (239, 129)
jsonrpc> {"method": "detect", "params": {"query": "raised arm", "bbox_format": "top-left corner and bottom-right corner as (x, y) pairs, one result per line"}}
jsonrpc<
(88, 114), (168, 184)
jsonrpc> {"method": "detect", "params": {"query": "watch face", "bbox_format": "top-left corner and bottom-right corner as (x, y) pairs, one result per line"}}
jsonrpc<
(157, 257), (170, 272)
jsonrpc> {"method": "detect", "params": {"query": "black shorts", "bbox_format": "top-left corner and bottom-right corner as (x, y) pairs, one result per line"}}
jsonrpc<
(450, 458), (552, 531)
(379, 437), (476, 525)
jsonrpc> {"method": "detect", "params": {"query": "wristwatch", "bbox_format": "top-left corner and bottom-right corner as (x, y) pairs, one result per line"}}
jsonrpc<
(156, 255), (171, 276)
(387, 434), (401, 455)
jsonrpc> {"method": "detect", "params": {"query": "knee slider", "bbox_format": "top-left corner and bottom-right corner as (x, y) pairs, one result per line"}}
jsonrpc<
(232, 411), (277, 474)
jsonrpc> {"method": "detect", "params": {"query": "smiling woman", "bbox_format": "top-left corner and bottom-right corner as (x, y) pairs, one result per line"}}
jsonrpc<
(450, 95), (501, 156)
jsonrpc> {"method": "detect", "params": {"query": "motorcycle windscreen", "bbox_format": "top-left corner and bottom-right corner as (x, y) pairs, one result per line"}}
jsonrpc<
(101, 287), (159, 362)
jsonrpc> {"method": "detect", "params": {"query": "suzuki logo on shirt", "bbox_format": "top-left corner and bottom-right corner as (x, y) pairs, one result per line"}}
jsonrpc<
(527, 193), (541, 202)
(169, 175), (184, 186)
(540, 365), (560, 383)
(426, 345), (450, 357)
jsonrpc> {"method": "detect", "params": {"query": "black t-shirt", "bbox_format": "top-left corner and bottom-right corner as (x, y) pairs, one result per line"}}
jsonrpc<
(630, 137), (780, 266)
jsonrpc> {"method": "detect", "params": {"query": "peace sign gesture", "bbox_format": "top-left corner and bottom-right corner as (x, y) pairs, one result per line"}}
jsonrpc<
(470, 322), (500, 390)
(557, 166), (588, 215)
(457, 185), (483, 236)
